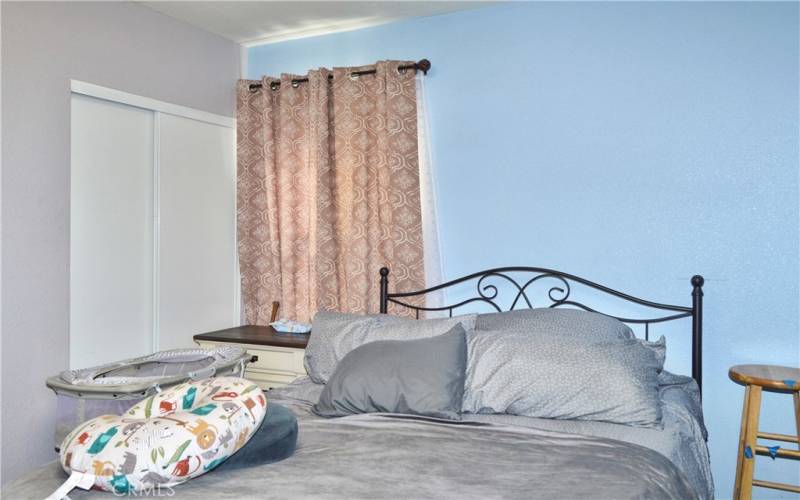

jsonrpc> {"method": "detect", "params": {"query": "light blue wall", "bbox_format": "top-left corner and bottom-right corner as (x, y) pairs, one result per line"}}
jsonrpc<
(249, 3), (799, 496)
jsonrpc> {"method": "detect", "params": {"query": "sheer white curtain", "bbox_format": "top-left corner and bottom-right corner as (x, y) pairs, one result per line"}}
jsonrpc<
(416, 74), (445, 312)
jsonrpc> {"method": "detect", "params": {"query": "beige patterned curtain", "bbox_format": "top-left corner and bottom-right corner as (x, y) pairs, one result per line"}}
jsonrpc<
(236, 61), (424, 323)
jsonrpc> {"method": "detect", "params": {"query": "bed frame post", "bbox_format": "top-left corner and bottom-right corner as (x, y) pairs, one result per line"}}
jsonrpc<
(691, 275), (704, 395)
(379, 267), (390, 314)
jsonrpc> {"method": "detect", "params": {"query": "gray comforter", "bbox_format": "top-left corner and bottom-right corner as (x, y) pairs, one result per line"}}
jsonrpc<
(274, 371), (714, 499)
(6, 399), (697, 500)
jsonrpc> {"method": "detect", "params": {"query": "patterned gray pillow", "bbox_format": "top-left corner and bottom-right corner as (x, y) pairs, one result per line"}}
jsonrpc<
(640, 336), (666, 368)
(304, 312), (401, 383)
(462, 329), (663, 427)
(476, 308), (667, 368)
(305, 311), (477, 384)
(475, 308), (636, 340)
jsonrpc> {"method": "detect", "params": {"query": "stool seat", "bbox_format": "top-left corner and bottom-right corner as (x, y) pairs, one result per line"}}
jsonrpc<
(730, 364), (800, 499)
(729, 364), (800, 392)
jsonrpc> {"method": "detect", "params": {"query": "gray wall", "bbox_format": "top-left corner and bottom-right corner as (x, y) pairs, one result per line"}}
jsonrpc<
(1, 1), (240, 483)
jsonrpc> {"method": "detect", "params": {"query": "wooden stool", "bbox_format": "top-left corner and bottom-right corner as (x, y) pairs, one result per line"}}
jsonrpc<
(729, 364), (800, 499)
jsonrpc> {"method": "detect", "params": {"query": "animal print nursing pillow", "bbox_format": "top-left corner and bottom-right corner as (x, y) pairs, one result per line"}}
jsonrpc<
(58, 377), (266, 494)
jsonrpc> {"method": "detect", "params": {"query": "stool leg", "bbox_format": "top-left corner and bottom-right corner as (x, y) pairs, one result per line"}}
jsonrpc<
(738, 385), (762, 500)
(734, 385), (751, 499)
(794, 391), (799, 451)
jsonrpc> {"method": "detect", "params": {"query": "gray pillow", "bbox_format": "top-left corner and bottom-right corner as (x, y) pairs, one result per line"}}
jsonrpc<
(313, 325), (467, 419)
(475, 308), (636, 340)
(305, 311), (477, 384)
(640, 336), (666, 368)
(476, 308), (666, 367)
(304, 312), (402, 383)
(462, 329), (663, 427)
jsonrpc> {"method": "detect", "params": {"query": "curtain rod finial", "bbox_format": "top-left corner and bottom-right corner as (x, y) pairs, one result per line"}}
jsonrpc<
(417, 59), (431, 75)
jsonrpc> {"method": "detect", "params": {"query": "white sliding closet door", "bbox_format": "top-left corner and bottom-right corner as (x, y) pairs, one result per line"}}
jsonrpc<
(70, 82), (238, 369)
(157, 114), (237, 350)
(70, 94), (155, 369)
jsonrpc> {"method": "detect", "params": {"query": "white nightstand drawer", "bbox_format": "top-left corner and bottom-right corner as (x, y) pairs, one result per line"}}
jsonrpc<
(196, 339), (306, 389)
(248, 345), (305, 374)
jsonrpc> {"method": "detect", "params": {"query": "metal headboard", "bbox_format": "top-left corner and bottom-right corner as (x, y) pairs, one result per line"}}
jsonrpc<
(378, 266), (704, 393)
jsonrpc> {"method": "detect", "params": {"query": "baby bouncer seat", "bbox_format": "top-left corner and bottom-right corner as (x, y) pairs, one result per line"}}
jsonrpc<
(46, 346), (254, 449)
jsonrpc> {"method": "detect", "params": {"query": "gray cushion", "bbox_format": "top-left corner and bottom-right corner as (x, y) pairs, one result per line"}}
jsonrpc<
(216, 402), (297, 471)
(305, 311), (477, 384)
(475, 307), (636, 340)
(462, 329), (663, 427)
(313, 325), (467, 419)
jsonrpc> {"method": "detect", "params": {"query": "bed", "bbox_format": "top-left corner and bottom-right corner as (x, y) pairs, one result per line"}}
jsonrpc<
(5, 266), (713, 499)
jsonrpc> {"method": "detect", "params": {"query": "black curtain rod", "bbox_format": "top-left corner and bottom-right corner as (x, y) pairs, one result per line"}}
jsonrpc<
(248, 59), (431, 92)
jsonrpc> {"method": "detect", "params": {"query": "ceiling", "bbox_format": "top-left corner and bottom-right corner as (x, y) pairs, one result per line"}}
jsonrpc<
(141, 1), (490, 46)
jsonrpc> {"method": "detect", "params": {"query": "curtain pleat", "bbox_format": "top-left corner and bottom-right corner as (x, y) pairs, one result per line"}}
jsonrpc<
(237, 61), (424, 323)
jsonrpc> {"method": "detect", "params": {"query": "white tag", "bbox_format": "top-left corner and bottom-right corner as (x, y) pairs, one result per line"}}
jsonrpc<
(76, 472), (95, 490)
(44, 471), (95, 500)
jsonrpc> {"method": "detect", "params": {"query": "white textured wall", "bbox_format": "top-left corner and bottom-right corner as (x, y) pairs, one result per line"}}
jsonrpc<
(1, 1), (239, 483)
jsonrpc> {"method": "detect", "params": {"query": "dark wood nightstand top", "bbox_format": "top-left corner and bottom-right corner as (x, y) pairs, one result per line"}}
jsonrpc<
(194, 325), (309, 349)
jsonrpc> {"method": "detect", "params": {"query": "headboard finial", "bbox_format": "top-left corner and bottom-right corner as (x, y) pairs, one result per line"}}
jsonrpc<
(691, 274), (704, 393)
(379, 267), (390, 313)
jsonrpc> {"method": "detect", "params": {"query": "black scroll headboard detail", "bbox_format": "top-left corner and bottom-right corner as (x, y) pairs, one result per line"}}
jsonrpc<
(378, 266), (705, 393)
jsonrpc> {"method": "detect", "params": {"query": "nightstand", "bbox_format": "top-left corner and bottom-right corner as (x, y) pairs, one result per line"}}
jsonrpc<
(194, 325), (309, 390)
(729, 364), (800, 499)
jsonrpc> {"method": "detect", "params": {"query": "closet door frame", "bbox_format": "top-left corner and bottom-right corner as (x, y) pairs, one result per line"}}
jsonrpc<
(70, 80), (239, 356)
(70, 81), (234, 128)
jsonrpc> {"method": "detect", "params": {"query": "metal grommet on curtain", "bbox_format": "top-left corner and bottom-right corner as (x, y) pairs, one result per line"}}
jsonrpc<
(270, 81), (279, 91)
(292, 80), (300, 88)
(349, 73), (359, 80)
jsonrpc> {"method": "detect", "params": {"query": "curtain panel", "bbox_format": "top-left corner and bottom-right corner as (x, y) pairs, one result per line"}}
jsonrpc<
(237, 61), (424, 323)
